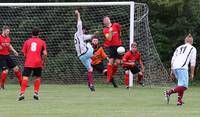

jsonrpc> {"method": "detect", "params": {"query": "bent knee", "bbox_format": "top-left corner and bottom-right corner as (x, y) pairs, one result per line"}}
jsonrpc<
(2, 69), (8, 73)
(13, 66), (20, 72)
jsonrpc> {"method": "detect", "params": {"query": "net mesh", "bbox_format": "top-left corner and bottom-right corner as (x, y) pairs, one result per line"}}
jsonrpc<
(0, 3), (170, 86)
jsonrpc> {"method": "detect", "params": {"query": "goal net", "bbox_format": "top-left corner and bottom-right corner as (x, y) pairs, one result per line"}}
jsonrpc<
(0, 2), (170, 86)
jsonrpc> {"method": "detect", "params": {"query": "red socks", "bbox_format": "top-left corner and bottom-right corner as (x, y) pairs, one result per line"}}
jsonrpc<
(14, 70), (23, 85)
(0, 71), (8, 87)
(87, 71), (94, 87)
(124, 73), (129, 87)
(168, 86), (187, 102)
(34, 79), (41, 93)
(20, 79), (28, 94)
(0, 70), (22, 87)
(107, 64), (113, 82)
(20, 78), (41, 95)
(177, 86), (187, 102)
(112, 64), (118, 76)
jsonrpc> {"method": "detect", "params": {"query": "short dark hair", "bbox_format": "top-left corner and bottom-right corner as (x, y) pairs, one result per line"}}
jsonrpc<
(32, 27), (40, 36)
(2, 26), (10, 31)
(131, 42), (137, 47)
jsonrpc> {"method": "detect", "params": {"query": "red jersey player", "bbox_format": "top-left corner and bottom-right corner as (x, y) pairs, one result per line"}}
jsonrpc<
(122, 42), (145, 88)
(0, 26), (22, 89)
(18, 27), (47, 101)
(103, 16), (122, 86)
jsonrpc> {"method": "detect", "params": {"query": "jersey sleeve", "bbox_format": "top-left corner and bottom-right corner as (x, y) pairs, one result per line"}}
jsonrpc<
(122, 52), (129, 62)
(76, 20), (83, 34)
(43, 41), (47, 52)
(171, 48), (178, 65)
(100, 47), (107, 59)
(190, 47), (197, 66)
(83, 34), (93, 41)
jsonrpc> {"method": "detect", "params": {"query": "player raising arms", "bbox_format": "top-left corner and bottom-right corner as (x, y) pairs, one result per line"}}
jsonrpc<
(122, 42), (145, 88)
(164, 34), (196, 106)
(18, 27), (47, 101)
(0, 26), (22, 89)
(103, 16), (122, 85)
(91, 37), (118, 88)
(74, 10), (98, 92)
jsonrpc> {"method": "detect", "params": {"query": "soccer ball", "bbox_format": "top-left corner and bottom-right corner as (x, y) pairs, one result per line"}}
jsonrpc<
(117, 46), (125, 55)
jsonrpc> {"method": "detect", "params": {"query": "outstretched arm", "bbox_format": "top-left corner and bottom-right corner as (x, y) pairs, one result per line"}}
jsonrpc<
(75, 10), (82, 34)
(42, 50), (48, 67)
(42, 43), (48, 67)
(189, 48), (197, 81)
(9, 44), (18, 56)
(83, 31), (99, 41)
(139, 58), (144, 73)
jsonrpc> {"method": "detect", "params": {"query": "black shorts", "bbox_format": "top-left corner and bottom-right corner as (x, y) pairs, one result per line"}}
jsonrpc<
(125, 65), (140, 74)
(92, 62), (105, 73)
(107, 46), (122, 59)
(0, 55), (16, 70)
(23, 67), (42, 77)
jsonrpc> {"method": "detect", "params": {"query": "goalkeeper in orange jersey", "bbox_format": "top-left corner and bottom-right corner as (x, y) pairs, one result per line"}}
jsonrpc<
(122, 42), (145, 88)
(91, 37), (118, 88)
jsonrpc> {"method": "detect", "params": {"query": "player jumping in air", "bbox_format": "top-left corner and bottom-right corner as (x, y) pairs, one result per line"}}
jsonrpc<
(164, 34), (196, 106)
(74, 10), (98, 92)
(103, 16), (122, 86)
(18, 27), (47, 101)
(0, 26), (23, 89)
(91, 37), (118, 88)
(122, 42), (145, 88)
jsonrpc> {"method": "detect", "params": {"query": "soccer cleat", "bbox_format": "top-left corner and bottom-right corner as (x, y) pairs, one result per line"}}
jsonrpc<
(126, 86), (130, 89)
(33, 92), (39, 100)
(110, 79), (118, 88)
(18, 93), (25, 101)
(139, 82), (145, 87)
(164, 91), (170, 104)
(89, 85), (95, 92)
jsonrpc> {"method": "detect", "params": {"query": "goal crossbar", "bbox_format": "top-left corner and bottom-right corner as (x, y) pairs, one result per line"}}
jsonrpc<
(0, 2), (134, 6)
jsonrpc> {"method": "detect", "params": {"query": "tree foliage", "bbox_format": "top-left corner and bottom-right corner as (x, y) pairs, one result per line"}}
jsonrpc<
(145, 0), (200, 80)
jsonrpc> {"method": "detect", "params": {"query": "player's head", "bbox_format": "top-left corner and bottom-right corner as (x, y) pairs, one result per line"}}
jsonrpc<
(131, 42), (138, 53)
(185, 33), (193, 45)
(2, 26), (10, 37)
(92, 37), (99, 45)
(32, 27), (40, 36)
(92, 37), (99, 50)
(103, 16), (111, 26)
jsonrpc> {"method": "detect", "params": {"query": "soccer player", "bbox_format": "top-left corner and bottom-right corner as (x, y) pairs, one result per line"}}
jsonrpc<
(0, 26), (22, 89)
(74, 10), (98, 91)
(91, 37), (118, 88)
(122, 42), (145, 88)
(164, 34), (196, 106)
(18, 27), (47, 101)
(103, 16), (122, 85)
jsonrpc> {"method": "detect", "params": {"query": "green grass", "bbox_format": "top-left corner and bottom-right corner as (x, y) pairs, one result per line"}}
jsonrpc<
(0, 84), (200, 117)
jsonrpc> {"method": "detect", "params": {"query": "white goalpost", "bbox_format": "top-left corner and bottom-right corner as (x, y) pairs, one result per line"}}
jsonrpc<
(0, 2), (169, 86)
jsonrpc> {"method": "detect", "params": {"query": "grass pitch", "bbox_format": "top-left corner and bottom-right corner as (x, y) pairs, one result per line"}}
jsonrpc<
(0, 84), (199, 117)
